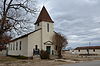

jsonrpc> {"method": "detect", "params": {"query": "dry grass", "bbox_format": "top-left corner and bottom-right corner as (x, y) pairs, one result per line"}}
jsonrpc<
(0, 56), (18, 63)
(0, 56), (71, 66)
(0, 53), (100, 66)
(62, 51), (100, 61)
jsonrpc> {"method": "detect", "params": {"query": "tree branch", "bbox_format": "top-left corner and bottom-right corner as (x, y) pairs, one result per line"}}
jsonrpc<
(6, 0), (13, 14)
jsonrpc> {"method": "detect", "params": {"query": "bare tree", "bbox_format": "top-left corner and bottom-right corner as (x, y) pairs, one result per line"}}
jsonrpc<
(0, 33), (11, 45)
(0, 0), (37, 44)
(52, 32), (68, 58)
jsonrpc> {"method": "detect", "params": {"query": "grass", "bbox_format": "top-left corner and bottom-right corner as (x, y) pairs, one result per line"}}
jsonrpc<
(7, 55), (29, 59)
(62, 53), (100, 61)
(0, 56), (18, 63)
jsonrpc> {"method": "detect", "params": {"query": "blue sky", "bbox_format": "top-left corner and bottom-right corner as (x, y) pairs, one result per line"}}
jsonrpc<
(37, 0), (100, 48)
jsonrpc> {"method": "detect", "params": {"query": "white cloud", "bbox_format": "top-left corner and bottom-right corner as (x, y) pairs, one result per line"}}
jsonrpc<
(93, 17), (100, 23)
(37, 0), (100, 48)
(84, 0), (98, 4)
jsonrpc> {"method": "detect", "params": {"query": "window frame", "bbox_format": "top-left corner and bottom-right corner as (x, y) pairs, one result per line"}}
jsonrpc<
(37, 23), (39, 26)
(13, 43), (15, 50)
(93, 49), (95, 52)
(19, 41), (22, 50)
(47, 23), (49, 32)
(16, 42), (18, 50)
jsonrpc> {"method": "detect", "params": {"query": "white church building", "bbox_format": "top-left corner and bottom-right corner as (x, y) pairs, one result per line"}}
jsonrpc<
(7, 6), (56, 57)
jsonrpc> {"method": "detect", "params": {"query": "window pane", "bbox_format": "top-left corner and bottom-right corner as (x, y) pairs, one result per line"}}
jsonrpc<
(13, 43), (15, 50)
(19, 41), (22, 50)
(47, 23), (49, 32)
(16, 42), (18, 50)
(11, 44), (12, 50)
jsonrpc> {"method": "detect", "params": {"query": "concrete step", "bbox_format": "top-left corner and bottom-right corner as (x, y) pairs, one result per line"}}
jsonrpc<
(33, 55), (40, 59)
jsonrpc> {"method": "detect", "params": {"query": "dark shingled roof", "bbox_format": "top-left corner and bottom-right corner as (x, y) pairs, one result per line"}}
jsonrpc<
(75, 46), (100, 50)
(34, 6), (54, 25)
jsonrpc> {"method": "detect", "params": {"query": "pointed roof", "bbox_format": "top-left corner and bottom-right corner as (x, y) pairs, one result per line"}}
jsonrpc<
(34, 6), (54, 25)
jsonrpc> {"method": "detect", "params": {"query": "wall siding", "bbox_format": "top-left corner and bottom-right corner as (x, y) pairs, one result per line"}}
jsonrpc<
(8, 36), (28, 57)
(74, 49), (100, 55)
(28, 30), (41, 57)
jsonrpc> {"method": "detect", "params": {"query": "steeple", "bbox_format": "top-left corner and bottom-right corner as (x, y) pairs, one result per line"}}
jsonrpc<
(34, 6), (54, 25)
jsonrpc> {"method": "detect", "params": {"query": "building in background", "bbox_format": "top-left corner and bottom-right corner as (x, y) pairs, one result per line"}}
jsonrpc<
(73, 46), (100, 55)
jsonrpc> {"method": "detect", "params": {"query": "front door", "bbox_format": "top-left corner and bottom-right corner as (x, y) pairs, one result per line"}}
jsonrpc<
(46, 46), (51, 54)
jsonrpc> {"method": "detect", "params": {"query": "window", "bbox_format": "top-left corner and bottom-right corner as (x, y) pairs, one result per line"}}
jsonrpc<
(93, 49), (95, 52)
(52, 50), (54, 55)
(11, 44), (12, 50)
(87, 49), (89, 52)
(13, 43), (15, 50)
(19, 41), (22, 50)
(9, 44), (11, 50)
(37, 23), (39, 26)
(35, 45), (38, 50)
(78, 50), (80, 52)
(16, 42), (18, 50)
(47, 23), (49, 32)
(33, 45), (39, 55)
(55, 46), (57, 50)
(9, 44), (10, 50)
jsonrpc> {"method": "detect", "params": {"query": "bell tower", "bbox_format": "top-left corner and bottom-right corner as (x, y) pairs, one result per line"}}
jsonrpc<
(34, 6), (54, 30)
(34, 6), (55, 53)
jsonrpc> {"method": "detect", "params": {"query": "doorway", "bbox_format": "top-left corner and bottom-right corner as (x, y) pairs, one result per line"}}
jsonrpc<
(46, 46), (51, 54)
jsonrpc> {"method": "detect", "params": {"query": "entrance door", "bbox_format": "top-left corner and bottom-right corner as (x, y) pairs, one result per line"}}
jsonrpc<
(46, 46), (51, 54)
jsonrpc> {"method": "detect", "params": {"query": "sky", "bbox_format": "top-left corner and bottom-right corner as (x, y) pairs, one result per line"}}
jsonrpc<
(37, 0), (100, 48)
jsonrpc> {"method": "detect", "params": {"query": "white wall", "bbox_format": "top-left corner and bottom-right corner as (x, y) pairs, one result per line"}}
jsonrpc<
(95, 49), (100, 54)
(28, 21), (55, 56)
(74, 49), (100, 55)
(8, 36), (28, 57)
(8, 21), (56, 57)
(41, 22), (55, 54)
(28, 30), (41, 57)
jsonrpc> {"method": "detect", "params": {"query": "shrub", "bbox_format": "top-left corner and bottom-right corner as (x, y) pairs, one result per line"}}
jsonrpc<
(40, 50), (50, 59)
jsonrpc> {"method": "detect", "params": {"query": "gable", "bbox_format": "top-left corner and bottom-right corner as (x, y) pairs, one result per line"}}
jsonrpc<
(34, 6), (54, 25)
(44, 41), (53, 45)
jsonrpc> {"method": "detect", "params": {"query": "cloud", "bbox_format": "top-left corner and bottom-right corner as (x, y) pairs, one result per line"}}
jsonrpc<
(83, 0), (98, 4)
(93, 17), (100, 23)
(37, 0), (100, 48)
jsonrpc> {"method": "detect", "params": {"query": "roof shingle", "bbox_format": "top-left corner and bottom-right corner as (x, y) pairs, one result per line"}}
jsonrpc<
(75, 46), (100, 50)
(34, 6), (54, 25)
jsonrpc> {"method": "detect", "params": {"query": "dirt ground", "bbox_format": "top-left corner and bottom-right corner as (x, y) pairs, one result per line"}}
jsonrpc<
(62, 51), (100, 61)
(0, 56), (71, 66)
(0, 53), (100, 66)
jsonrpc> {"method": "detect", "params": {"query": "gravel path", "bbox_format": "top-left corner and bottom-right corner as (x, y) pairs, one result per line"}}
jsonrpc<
(59, 60), (100, 66)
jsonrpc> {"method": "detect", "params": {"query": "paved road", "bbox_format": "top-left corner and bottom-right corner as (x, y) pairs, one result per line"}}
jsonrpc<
(60, 60), (100, 66)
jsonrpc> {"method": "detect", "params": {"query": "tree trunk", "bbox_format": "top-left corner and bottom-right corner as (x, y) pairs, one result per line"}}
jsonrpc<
(0, 33), (4, 45)
(57, 49), (62, 58)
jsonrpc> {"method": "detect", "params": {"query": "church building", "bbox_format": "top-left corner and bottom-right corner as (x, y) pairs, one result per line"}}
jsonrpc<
(7, 6), (56, 57)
